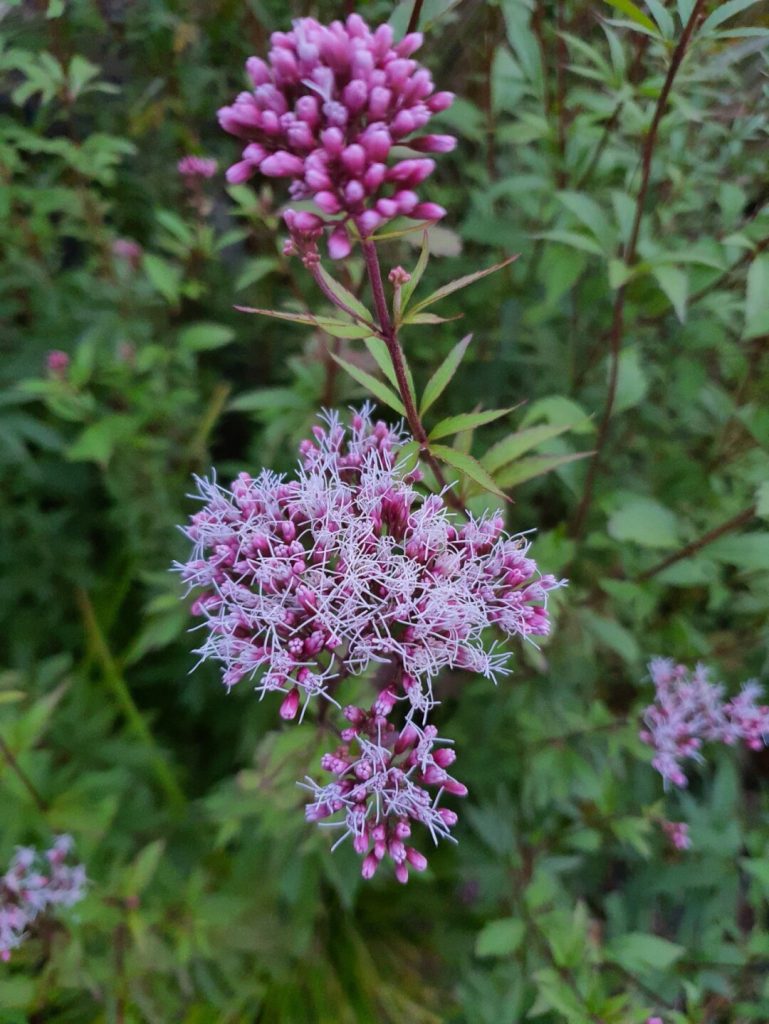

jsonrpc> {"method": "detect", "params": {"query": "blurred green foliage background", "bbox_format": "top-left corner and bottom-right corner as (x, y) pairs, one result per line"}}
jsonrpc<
(2, 0), (769, 1020)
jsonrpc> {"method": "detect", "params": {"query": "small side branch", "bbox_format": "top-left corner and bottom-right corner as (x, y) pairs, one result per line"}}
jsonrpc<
(0, 733), (48, 813)
(638, 505), (756, 581)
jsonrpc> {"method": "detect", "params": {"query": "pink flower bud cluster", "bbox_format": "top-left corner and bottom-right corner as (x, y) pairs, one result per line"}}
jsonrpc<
(218, 15), (455, 258)
(178, 407), (562, 879)
(45, 350), (70, 378)
(641, 657), (769, 787)
(304, 688), (465, 882)
(0, 836), (86, 961)
(177, 155), (218, 179)
(660, 819), (690, 851)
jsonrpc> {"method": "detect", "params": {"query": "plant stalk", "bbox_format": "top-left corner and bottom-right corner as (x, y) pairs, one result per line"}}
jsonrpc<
(0, 733), (48, 813)
(76, 588), (186, 810)
(359, 237), (464, 511)
(571, 0), (708, 539)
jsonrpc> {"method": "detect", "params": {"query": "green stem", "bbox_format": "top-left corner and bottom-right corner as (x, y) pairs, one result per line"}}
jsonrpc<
(76, 588), (185, 810)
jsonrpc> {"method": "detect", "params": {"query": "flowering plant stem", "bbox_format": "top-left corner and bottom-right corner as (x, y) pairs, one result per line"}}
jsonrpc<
(359, 236), (465, 512)
(76, 588), (185, 810)
(0, 733), (48, 813)
(571, 0), (708, 539)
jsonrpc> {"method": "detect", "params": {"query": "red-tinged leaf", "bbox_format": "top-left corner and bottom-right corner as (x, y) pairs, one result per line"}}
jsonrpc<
(410, 255), (519, 314)
(402, 311), (463, 325)
(429, 408), (513, 441)
(430, 443), (509, 501)
(330, 354), (406, 416)
(420, 334), (473, 416)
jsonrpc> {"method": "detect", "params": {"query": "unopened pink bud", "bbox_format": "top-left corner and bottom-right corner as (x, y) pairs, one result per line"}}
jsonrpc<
(409, 134), (457, 153)
(357, 209), (382, 236)
(343, 79), (368, 113)
(246, 56), (271, 87)
(46, 350), (70, 377)
(361, 853), (378, 879)
(226, 160), (256, 184)
(388, 266), (411, 286)
(328, 224), (352, 260)
(396, 32), (423, 57)
(260, 151), (305, 177)
(428, 91), (455, 112)
(314, 190), (342, 214)
(412, 202), (446, 221)
(320, 127), (344, 155)
(406, 847), (428, 871)
(279, 688), (300, 720)
(341, 144), (366, 175)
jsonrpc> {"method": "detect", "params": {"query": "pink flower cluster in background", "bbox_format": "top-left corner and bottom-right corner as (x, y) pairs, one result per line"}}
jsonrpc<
(179, 408), (561, 878)
(218, 15), (455, 257)
(0, 836), (86, 961)
(641, 657), (769, 787)
(660, 819), (690, 851)
(177, 155), (218, 179)
(45, 350), (70, 378)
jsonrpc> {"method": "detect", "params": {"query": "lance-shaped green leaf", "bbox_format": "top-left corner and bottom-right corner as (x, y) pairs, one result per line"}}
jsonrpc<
(431, 444), (509, 501)
(602, 0), (658, 33)
(494, 450), (593, 489)
(395, 439), (421, 474)
(409, 255), (519, 314)
(481, 422), (577, 475)
(314, 265), (374, 324)
(533, 230), (604, 256)
(235, 305), (371, 339)
(420, 334), (473, 416)
(702, 0), (764, 32)
(401, 310), (463, 326)
(429, 407), (513, 441)
(400, 232), (430, 313)
(330, 354), (406, 416)
(556, 191), (615, 253)
(363, 336), (416, 403)
(371, 219), (437, 241)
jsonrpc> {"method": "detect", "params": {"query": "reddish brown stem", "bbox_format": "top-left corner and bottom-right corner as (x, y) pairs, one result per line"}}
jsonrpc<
(571, 0), (707, 539)
(407, 0), (425, 34)
(638, 505), (756, 581)
(0, 733), (48, 813)
(359, 237), (465, 512)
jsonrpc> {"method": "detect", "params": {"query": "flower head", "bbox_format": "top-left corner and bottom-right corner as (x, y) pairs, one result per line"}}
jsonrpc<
(0, 836), (86, 961)
(641, 658), (769, 787)
(111, 238), (143, 266)
(178, 407), (562, 721)
(177, 155), (218, 179)
(304, 691), (464, 881)
(660, 819), (690, 851)
(218, 15), (455, 257)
